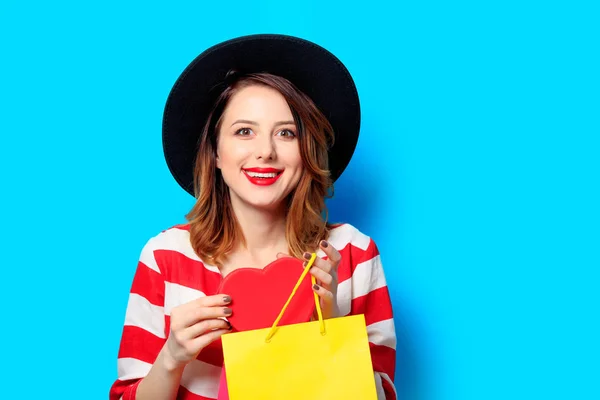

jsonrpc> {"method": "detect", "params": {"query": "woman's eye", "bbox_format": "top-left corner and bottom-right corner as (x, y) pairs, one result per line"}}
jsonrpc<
(277, 129), (296, 138)
(235, 128), (253, 136)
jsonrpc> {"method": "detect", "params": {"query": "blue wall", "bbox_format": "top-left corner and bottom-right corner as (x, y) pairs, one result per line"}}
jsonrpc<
(1, 1), (598, 399)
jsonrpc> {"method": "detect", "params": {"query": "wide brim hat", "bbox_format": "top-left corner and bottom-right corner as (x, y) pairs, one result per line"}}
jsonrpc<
(162, 33), (361, 197)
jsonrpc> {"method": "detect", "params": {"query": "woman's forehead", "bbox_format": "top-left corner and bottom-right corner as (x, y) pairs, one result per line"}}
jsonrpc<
(222, 85), (294, 124)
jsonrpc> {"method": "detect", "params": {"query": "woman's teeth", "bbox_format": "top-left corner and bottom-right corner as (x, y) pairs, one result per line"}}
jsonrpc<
(245, 171), (279, 178)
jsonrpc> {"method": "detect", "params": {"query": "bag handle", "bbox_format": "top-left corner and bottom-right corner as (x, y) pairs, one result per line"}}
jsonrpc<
(265, 253), (324, 342)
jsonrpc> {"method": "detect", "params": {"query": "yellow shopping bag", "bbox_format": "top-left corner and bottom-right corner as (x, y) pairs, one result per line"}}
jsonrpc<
(221, 254), (378, 399)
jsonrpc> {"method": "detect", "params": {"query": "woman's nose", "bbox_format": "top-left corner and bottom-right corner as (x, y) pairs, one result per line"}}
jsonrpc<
(255, 135), (276, 161)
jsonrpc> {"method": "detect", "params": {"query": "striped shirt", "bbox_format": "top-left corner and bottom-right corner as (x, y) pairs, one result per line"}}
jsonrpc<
(110, 223), (397, 399)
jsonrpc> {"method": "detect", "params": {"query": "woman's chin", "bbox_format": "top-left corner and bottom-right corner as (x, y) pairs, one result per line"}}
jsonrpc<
(242, 196), (287, 212)
(228, 186), (293, 212)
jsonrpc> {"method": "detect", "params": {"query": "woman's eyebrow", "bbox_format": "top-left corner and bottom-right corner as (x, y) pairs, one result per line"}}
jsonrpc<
(230, 119), (295, 127)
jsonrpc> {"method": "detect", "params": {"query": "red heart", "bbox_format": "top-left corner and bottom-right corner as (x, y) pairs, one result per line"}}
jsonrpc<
(217, 256), (315, 332)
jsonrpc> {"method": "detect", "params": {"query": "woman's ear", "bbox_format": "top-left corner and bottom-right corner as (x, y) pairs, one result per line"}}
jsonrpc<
(215, 134), (222, 169)
(213, 144), (221, 169)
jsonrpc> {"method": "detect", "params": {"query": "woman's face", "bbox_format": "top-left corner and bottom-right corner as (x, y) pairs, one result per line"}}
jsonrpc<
(216, 84), (303, 211)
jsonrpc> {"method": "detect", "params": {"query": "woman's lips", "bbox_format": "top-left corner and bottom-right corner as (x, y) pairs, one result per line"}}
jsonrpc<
(242, 168), (283, 186)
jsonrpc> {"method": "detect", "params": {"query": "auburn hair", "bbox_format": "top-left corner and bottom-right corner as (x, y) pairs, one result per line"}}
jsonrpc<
(185, 72), (335, 268)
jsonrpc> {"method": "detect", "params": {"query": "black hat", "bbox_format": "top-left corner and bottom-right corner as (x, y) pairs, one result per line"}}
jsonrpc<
(162, 34), (361, 197)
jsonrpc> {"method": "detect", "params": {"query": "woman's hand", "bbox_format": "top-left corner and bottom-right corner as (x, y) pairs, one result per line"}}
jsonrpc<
(277, 240), (342, 319)
(303, 240), (342, 320)
(162, 294), (233, 371)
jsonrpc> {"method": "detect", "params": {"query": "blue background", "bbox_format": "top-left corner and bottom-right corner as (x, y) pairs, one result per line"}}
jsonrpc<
(1, 1), (598, 399)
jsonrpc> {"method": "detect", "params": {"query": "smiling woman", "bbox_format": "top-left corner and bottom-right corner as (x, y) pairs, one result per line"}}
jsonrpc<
(110, 34), (397, 400)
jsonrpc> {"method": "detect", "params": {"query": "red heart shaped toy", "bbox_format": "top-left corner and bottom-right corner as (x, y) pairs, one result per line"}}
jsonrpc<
(217, 256), (315, 332)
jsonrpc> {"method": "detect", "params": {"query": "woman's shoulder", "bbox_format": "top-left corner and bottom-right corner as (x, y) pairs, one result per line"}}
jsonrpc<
(142, 223), (191, 246)
(137, 223), (197, 261)
(326, 224), (387, 292)
(326, 222), (379, 262)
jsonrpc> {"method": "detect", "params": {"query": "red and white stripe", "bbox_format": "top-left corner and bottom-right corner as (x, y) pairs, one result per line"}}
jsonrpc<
(110, 223), (397, 400)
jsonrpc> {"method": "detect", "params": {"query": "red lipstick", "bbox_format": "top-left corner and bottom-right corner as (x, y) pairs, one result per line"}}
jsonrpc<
(243, 168), (283, 186)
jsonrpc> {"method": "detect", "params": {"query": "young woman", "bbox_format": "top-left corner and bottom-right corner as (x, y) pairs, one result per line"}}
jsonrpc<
(110, 34), (397, 400)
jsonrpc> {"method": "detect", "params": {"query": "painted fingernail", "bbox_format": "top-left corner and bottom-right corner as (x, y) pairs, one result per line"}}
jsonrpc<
(320, 240), (329, 248)
(226, 320), (232, 330)
(302, 260), (308, 267)
(223, 296), (231, 303)
(303, 252), (311, 260)
(224, 307), (232, 315)
(313, 284), (320, 291)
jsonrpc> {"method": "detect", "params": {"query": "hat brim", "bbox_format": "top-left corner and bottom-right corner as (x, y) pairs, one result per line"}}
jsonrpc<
(162, 34), (360, 197)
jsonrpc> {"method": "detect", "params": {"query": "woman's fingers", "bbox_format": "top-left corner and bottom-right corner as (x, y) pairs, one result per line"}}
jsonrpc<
(312, 282), (335, 303)
(191, 327), (231, 350)
(312, 283), (341, 319)
(301, 241), (341, 320)
(171, 295), (232, 330)
(165, 295), (235, 368)
(318, 240), (341, 266)
(309, 266), (333, 287)
(188, 305), (232, 328)
(192, 294), (232, 308)
(303, 252), (333, 273)
(181, 318), (231, 341)
(302, 241), (341, 273)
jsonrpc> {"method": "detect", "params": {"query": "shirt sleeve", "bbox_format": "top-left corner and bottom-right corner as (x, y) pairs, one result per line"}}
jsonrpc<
(109, 238), (167, 400)
(350, 238), (398, 400)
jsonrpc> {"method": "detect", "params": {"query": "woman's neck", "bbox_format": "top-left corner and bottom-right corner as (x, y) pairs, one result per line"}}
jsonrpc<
(229, 196), (289, 263)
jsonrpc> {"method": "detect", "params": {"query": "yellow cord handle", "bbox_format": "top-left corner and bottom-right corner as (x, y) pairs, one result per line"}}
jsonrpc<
(311, 274), (325, 335)
(265, 253), (324, 342)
